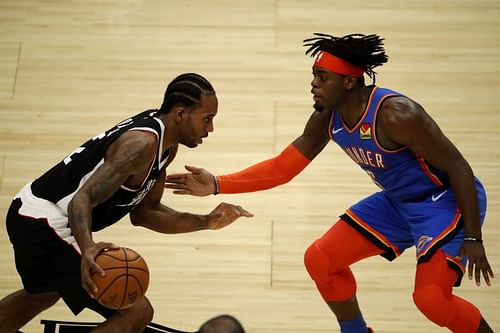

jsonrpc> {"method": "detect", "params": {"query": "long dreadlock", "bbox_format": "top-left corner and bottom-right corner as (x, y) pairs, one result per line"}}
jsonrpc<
(303, 33), (388, 84)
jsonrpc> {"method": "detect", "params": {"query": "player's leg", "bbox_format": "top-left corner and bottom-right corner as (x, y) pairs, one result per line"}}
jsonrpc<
(304, 219), (383, 332)
(411, 178), (492, 332)
(90, 296), (153, 333)
(0, 289), (60, 333)
(412, 249), (493, 333)
(2, 198), (61, 332)
(304, 192), (411, 332)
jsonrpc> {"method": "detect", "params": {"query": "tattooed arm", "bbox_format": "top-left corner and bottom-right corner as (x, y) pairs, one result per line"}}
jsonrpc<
(68, 130), (157, 298)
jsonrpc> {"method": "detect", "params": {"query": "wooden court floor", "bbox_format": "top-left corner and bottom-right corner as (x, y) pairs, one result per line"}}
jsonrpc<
(1, 1), (499, 332)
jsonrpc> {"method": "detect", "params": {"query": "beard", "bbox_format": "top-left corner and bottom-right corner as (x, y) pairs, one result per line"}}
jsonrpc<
(313, 102), (324, 112)
(180, 137), (199, 148)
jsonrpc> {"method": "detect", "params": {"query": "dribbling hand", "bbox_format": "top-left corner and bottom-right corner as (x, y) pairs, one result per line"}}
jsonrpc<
(81, 241), (119, 298)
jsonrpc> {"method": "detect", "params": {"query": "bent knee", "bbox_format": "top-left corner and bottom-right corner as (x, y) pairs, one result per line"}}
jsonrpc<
(304, 241), (332, 283)
(26, 290), (60, 309)
(413, 285), (454, 327)
(139, 297), (154, 324)
(304, 240), (357, 301)
(304, 240), (348, 281)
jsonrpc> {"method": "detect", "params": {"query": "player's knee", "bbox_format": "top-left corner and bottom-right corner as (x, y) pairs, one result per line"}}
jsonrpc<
(24, 290), (60, 310)
(304, 240), (332, 284)
(125, 296), (154, 326)
(39, 292), (60, 309)
(140, 297), (154, 324)
(412, 284), (454, 327)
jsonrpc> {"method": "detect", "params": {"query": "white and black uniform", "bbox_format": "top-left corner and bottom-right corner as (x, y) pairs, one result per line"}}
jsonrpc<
(6, 110), (170, 316)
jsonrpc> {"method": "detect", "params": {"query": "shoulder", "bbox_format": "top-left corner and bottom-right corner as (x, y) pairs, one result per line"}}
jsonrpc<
(378, 95), (441, 147)
(378, 95), (426, 127)
(107, 130), (158, 167)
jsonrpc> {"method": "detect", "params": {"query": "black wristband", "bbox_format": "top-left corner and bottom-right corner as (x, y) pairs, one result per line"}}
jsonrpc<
(464, 237), (483, 243)
(213, 176), (219, 195)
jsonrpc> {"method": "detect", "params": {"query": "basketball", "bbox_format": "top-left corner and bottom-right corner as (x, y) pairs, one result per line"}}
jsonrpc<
(92, 247), (150, 310)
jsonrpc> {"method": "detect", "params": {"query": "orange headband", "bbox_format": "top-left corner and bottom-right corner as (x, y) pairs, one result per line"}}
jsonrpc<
(314, 51), (364, 77)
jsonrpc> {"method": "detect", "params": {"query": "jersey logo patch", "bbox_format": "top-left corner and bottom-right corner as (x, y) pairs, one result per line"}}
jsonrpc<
(116, 179), (156, 207)
(417, 235), (434, 252)
(360, 123), (371, 140)
(431, 189), (448, 202)
(332, 127), (344, 135)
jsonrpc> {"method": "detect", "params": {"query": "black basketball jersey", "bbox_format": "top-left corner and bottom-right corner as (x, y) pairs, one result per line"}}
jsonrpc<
(31, 110), (170, 231)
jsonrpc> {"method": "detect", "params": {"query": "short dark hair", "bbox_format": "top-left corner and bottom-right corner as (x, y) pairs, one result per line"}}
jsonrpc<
(198, 314), (245, 333)
(303, 33), (388, 83)
(160, 73), (215, 113)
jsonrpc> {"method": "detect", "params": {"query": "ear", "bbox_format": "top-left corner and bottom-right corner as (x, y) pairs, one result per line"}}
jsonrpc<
(174, 106), (185, 124)
(344, 76), (358, 90)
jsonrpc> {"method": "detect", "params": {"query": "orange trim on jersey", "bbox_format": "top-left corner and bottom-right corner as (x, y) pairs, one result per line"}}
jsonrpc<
(342, 86), (378, 134)
(415, 154), (443, 186)
(345, 208), (401, 257)
(417, 209), (462, 260)
(372, 95), (408, 154)
(446, 255), (466, 275)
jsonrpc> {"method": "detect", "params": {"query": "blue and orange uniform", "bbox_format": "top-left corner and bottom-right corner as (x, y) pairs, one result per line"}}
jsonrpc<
(329, 86), (487, 285)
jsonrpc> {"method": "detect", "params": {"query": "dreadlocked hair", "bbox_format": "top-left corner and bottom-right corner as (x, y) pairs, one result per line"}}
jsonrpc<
(159, 73), (215, 114)
(303, 33), (388, 84)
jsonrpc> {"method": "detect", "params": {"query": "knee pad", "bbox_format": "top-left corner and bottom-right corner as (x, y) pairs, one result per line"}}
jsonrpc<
(413, 285), (482, 332)
(413, 284), (455, 327)
(304, 240), (356, 301)
(304, 241), (332, 284)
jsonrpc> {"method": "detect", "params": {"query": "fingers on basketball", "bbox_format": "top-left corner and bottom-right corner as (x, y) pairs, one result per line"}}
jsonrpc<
(91, 247), (150, 310)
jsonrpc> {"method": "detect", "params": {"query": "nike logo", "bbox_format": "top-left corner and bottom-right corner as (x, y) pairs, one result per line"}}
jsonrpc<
(332, 127), (344, 134)
(431, 189), (448, 202)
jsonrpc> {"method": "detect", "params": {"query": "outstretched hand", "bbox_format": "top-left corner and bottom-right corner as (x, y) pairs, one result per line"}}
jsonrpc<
(165, 165), (216, 196)
(207, 202), (254, 230)
(81, 242), (119, 298)
(459, 241), (494, 286)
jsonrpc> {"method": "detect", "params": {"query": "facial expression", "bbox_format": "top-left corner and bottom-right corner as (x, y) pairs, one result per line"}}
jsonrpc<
(178, 94), (218, 148)
(310, 67), (348, 112)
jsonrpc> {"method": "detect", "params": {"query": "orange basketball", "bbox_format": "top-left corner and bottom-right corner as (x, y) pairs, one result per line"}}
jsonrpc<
(92, 247), (149, 310)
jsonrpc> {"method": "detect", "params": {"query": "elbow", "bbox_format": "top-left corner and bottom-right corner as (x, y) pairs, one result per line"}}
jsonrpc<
(68, 194), (86, 217)
(130, 210), (143, 227)
(453, 158), (474, 175)
(69, 191), (96, 214)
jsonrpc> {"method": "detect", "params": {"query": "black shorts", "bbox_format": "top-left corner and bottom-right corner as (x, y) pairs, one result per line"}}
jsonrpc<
(6, 196), (114, 317)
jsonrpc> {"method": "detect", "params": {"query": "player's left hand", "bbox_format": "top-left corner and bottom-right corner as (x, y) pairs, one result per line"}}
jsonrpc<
(165, 165), (216, 196)
(459, 241), (494, 286)
(206, 202), (254, 230)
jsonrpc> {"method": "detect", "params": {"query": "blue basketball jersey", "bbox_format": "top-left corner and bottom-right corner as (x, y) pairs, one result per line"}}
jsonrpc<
(328, 86), (488, 286)
(329, 86), (449, 201)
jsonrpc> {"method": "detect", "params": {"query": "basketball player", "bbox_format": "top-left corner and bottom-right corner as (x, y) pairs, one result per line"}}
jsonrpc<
(0, 73), (253, 333)
(164, 35), (495, 332)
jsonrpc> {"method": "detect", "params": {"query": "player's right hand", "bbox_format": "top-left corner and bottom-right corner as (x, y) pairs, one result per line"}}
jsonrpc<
(165, 165), (216, 196)
(81, 241), (119, 298)
(206, 202), (254, 230)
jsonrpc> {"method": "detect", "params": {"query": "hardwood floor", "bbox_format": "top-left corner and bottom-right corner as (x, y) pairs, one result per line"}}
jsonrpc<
(0, 1), (499, 332)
